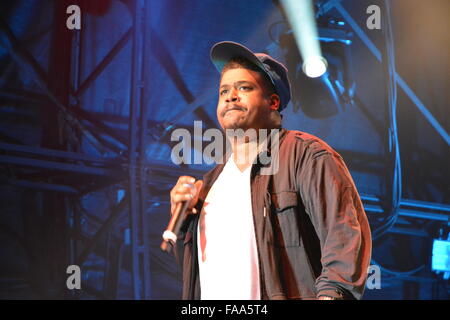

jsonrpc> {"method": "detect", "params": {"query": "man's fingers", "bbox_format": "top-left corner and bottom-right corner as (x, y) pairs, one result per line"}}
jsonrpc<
(177, 176), (196, 185)
(172, 193), (194, 203)
(170, 177), (202, 215)
(170, 179), (196, 204)
(175, 184), (196, 195)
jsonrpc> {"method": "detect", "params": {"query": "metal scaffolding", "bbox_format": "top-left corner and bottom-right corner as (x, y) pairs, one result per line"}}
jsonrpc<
(0, 0), (154, 299)
(0, 0), (448, 299)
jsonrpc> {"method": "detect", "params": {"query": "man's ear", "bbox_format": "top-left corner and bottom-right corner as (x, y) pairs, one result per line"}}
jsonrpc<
(268, 93), (280, 111)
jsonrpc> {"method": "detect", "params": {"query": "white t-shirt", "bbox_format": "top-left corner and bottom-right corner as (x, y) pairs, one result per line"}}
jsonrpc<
(197, 155), (261, 300)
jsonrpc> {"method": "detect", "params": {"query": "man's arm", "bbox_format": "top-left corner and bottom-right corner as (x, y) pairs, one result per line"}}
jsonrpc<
(298, 151), (372, 300)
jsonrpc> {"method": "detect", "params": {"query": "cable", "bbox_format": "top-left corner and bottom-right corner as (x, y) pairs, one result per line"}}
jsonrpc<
(371, 0), (401, 240)
(371, 259), (425, 278)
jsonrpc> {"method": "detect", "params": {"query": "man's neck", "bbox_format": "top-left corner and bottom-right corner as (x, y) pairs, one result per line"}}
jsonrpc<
(226, 124), (281, 172)
(230, 137), (260, 172)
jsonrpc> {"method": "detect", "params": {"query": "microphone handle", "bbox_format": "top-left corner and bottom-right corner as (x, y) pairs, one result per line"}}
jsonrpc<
(160, 200), (190, 252)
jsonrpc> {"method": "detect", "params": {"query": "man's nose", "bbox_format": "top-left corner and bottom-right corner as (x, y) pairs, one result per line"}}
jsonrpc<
(225, 88), (239, 103)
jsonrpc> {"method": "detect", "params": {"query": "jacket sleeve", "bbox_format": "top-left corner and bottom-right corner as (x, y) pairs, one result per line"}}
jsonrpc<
(172, 213), (194, 267)
(297, 150), (372, 300)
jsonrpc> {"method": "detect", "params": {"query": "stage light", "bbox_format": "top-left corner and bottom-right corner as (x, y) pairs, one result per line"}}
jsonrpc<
(302, 55), (328, 78)
(432, 238), (450, 279)
(280, 0), (328, 78)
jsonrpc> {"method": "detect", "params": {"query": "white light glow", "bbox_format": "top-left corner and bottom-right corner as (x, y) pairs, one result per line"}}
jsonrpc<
(280, 0), (328, 77)
(302, 56), (328, 78)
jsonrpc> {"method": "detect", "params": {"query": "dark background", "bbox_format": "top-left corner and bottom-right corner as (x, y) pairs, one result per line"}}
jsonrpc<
(0, 0), (448, 299)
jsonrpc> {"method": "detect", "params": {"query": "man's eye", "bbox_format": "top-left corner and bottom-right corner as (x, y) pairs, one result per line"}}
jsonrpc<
(239, 86), (251, 91)
(220, 89), (228, 96)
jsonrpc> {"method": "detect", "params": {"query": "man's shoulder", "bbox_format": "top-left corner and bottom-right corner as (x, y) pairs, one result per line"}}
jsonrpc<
(282, 129), (338, 158)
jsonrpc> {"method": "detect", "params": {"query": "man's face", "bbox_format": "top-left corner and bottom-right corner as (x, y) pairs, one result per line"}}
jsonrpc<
(217, 68), (275, 131)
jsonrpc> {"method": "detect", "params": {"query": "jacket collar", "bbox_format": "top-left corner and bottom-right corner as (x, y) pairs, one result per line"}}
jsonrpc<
(201, 128), (288, 188)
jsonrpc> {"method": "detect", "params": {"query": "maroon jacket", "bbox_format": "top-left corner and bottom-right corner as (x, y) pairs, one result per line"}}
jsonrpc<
(175, 129), (372, 299)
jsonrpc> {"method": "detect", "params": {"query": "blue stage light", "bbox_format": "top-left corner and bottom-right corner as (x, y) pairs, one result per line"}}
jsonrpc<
(432, 239), (450, 279)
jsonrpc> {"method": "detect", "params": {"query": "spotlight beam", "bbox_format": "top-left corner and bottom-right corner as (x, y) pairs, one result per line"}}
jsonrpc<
(280, 0), (328, 78)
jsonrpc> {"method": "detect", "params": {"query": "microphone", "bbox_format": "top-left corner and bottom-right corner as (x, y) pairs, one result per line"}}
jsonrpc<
(160, 200), (191, 252)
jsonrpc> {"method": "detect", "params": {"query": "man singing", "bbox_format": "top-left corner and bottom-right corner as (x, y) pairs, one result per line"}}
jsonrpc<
(168, 41), (372, 300)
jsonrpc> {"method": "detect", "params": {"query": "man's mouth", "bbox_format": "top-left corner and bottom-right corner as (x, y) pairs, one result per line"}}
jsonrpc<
(222, 106), (246, 117)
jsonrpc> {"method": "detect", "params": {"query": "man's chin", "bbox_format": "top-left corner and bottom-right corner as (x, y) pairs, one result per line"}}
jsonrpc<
(221, 122), (246, 131)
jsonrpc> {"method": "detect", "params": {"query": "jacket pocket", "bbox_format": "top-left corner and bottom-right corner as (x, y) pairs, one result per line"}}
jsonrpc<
(270, 191), (301, 247)
(272, 191), (298, 213)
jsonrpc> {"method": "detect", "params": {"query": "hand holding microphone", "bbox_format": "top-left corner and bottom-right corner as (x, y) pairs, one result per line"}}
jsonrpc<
(160, 176), (203, 252)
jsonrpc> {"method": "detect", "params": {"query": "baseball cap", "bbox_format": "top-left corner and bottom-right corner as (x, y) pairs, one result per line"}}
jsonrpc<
(210, 41), (291, 112)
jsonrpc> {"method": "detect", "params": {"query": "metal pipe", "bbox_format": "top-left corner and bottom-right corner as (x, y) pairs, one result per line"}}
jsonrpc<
(76, 193), (129, 265)
(0, 18), (108, 155)
(332, 2), (449, 146)
(0, 154), (117, 176)
(128, 0), (148, 300)
(74, 28), (132, 98)
(139, 2), (152, 300)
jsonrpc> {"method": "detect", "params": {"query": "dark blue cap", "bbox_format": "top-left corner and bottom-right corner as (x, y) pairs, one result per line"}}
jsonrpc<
(210, 41), (291, 112)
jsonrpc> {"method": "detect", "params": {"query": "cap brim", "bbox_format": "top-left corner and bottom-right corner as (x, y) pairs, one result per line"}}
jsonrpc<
(210, 41), (266, 74)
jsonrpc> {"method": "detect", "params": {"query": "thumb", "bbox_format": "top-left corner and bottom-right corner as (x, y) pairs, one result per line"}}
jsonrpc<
(194, 180), (203, 191)
(190, 180), (203, 209)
